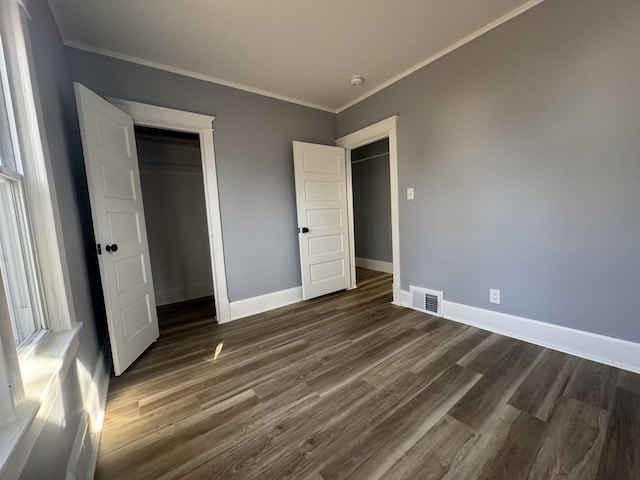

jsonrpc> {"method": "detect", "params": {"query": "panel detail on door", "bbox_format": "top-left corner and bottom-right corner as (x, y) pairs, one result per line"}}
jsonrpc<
(101, 163), (136, 200)
(310, 259), (345, 284)
(302, 152), (341, 174)
(114, 255), (147, 293)
(308, 235), (344, 257)
(107, 212), (142, 244)
(121, 295), (152, 339)
(95, 110), (132, 158)
(307, 209), (342, 227)
(304, 181), (340, 201)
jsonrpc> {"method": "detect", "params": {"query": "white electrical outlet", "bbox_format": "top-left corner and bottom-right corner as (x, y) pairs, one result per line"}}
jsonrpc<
(489, 289), (500, 304)
(407, 187), (415, 200)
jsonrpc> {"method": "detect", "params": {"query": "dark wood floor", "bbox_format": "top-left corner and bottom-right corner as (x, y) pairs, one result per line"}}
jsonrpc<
(96, 268), (640, 480)
(156, 296), (216, 329)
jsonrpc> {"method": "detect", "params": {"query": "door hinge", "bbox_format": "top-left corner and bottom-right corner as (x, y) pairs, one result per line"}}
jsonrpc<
(97, 243), (102, 255)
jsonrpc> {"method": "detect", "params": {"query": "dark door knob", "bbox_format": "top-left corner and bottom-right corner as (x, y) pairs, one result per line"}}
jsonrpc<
(299, 227), (310, 233)
(105, 244), (118, 253)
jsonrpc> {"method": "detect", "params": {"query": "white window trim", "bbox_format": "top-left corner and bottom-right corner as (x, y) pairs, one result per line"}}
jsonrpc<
(0, 326), (80, 478)
(3, 1), (77, 333)
(0, 1), (82, 477)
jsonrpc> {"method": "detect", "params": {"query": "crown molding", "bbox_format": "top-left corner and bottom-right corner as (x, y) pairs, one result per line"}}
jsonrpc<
(64, 40), (337, 114)
(50, 0), (545, 115)
(336, 0), (545, 113)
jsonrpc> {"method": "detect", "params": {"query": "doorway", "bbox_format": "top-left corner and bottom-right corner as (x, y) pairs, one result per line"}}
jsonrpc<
(108, 97), (232, 323)
(336, 115), (401, 305)
(350, 138), (392, 284)
(134, 126), (215, 326)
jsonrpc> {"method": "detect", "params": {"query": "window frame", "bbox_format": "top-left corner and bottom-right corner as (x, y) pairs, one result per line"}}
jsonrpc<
(1, 1), (77, 334)
(0, 1), (81, 476)
(0, 166), (47, 348)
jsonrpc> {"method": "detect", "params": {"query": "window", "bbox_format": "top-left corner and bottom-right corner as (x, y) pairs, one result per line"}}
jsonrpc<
(1, 2), (80, 473)
(0, 32), (46, 348)
(0, 174), (45, 346)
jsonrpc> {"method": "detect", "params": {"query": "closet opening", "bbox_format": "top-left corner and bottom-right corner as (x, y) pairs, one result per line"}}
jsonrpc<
(134, 126), (215, 327)
(350, 137), (392, 284)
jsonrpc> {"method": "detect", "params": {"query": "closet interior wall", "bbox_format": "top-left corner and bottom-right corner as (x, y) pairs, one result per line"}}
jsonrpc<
(351, 138), (393, 273)
(135, 127), (214, 307)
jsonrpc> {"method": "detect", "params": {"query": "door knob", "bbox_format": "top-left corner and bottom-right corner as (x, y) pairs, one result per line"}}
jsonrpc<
(105, 244), (118, 253)
(299, 227), (310, 233)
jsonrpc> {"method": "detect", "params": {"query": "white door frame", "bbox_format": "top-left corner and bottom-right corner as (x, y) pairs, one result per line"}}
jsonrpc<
(107, 98), (231, 323)
(336, 115), (401, 306)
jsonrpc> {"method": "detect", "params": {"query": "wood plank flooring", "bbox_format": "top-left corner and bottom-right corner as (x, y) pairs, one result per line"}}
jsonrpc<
(95, 268), (640, 480)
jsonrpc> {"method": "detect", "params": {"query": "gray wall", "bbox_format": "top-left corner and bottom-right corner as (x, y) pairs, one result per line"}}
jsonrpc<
(21, 0), (108, 478)
(66, 48), (336, 302)
(137, 137), (214, 306)
(338, 0), (640, 342)
(352, 139), (392, 263)
(14, 3), (640, 477)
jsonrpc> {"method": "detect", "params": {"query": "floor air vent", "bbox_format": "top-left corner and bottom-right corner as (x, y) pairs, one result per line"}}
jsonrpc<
(409, 286), (443, 316)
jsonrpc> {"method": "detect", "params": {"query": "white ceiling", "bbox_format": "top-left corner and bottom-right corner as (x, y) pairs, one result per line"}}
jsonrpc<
(47, 0), (543, 112)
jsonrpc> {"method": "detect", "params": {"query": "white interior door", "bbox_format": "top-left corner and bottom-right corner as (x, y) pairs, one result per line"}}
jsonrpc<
(293, 141), (351, 299)
(75, 83), (159, 376)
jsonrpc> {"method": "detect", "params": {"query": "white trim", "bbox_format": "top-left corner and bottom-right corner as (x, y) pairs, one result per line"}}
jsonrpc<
(355, 257), (393, 274)
(400, 290), (640, 374)
(0, 326), (81, 479)
(336, 0), (545, 113)
(1, 3), (82, 475)
(66, 339), (110, 480)
(336, 116), (401, 306)
(0, 270), (23, 420)
(336, 117), (399, 149)
(86, 348), (110, 479)
(227, 287), (303, 322)
(65, 412), (91, 480)
(107, 98), (231, 323)
(2, 0), (76, 332)
(66, 41), (335, 114)
(344, 150), (356, 289)
(400, 289), (411, 309)
(50, 0), (543, 115)
(107, 99), (214, 131)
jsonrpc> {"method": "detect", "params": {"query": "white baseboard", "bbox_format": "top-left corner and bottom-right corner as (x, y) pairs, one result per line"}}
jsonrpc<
(401, 289), (640, 374)
(66, 340), (111, 480)
(225, 286), (303, 322)
(400, 288), (411, 308)
(155, 282), (213, 306)
(1, 328), (81, 480)
(355, 257), (393, 274)
(392, 282), (402, 307)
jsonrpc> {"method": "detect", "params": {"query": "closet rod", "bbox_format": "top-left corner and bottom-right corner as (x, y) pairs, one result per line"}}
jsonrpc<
(139, 161), (202, 167)
(351, 151), (389, 165)
(136, 134), (200, 147)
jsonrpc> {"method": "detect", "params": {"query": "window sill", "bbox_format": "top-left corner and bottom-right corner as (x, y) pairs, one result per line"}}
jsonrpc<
(0, 323), (82, 479)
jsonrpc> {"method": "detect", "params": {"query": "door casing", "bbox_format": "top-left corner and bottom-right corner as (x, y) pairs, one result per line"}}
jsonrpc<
(336, 115), (400, 305)
(108, 98), (231, 323)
